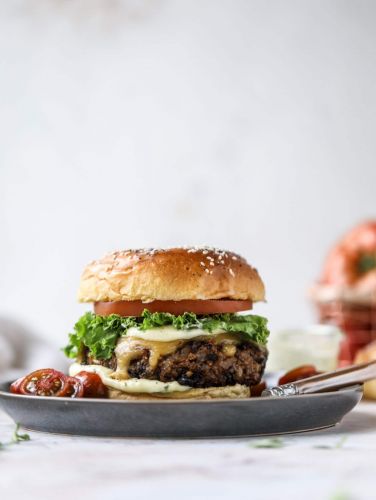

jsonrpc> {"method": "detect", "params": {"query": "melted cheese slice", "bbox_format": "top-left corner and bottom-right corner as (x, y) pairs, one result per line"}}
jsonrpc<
(115, 337), (184, 377)
(126, 326), (225, 342)
(114, 333), (240, 379)
(69, 363), (191, 394)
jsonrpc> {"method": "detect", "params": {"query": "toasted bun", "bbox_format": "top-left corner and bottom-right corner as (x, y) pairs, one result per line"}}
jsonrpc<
(355, 341), (376, 400)
(108, 384), (250, 400)
(78, 247), (265, 303)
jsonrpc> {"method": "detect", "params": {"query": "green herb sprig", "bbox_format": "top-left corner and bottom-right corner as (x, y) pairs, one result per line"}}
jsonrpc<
(0, 424), (30, 450)
(313, 435), (348, 450)
(248, 437), (285, 449)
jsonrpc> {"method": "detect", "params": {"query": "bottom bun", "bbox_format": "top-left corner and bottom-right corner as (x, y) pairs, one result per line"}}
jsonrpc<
(355, 341), (376, 400)
(108, 384), (250, 400)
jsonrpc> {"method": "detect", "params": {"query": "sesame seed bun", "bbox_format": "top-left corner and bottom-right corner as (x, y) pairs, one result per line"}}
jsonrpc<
(78, 247), (265, 303)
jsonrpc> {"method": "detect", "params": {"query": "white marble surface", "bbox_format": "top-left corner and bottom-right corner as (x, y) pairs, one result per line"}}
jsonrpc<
(1, 402), (376, 500)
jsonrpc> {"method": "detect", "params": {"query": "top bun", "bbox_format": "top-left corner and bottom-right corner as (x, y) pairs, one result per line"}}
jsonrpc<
(78, 247), (265, 303)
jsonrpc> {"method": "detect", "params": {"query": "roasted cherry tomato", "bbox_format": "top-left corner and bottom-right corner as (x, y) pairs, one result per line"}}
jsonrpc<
(278, 365), (321, 385)
(60, 376), (84, 398)
(251, 381), (266, 397)
(10, 376), (26, 395)
(11, 369), (68, 397)
(74, 371), (108, 398)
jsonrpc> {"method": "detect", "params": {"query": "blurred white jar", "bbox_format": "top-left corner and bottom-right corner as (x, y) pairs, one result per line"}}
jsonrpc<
(266, 325), (343, 372)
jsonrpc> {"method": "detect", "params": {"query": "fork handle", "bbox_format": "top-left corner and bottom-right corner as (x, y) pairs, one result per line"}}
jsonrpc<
(262, 360), (376, 397)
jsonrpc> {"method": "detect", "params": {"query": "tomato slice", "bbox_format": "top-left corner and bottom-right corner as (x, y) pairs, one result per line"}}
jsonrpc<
(94, 299), (252, 317)
(12, 369), (68, 397)
(278, 365), (321, 385)
(74, 371), (108, 398)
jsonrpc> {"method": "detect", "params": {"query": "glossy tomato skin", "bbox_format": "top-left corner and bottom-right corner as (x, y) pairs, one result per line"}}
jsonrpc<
(278, 365), (320, 385)
(12, 369), (67, 397)
(61, 376), (84, 398)
(94, 299), (252, 317)
(9, 369), (86, 398)
(9, 369), (110, 398)
(10, 376), (26, 394)
(250, 381), (266, 397)
(74, 371), (108, 398)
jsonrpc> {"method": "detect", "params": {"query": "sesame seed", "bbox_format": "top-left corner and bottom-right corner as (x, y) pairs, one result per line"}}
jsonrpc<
(209, 262), (214, 266)
(200, 262), (206, 267)
(229, 268), (235, 277)
(205, 268), (209, 274)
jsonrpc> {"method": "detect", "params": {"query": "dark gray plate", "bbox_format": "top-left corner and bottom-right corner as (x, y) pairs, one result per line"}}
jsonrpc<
(0, 382), (362, 438)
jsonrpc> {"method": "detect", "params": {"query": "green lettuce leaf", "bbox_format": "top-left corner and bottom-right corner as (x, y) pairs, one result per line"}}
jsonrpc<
(63, 310), (269, 360)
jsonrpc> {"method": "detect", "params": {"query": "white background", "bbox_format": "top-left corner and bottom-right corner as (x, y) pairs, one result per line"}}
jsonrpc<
(1, 0), (375, 362)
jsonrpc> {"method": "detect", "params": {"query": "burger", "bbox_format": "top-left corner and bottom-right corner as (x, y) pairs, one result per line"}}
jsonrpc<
(64, 247), (269, 399)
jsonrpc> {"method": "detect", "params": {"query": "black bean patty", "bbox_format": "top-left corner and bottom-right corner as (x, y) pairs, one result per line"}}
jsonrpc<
(83, 339), (267, 388)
